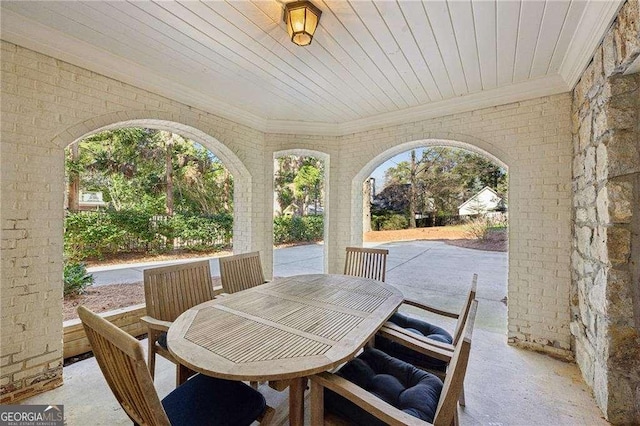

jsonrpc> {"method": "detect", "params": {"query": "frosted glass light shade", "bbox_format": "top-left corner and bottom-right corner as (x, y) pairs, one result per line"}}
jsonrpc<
(284, 1), (322, 47)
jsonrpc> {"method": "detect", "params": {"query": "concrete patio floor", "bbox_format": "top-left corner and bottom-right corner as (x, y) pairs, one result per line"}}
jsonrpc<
(24, 241), (607, 425)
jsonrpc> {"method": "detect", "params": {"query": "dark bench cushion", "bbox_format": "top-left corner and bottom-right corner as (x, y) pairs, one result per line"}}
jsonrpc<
(376, 312), (453, 369)
(325, 348), (443, 426)
(162, 373), (266, 426)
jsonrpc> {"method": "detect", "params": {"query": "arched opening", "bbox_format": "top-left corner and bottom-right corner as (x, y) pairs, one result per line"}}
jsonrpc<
(61, 119), (251, 246)
(59, 118), (251, 358)
(352, 139), (509, 333)
(273, 149), (330, 275)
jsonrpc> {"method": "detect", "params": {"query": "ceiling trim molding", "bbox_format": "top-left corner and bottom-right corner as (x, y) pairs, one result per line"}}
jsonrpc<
(0, 9), (267, 131)
(264, 120), (340, 136)
(559, 0), (625, 89)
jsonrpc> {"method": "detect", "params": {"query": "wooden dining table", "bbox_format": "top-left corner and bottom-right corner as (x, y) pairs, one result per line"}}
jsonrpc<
(167, 273), (404, 426)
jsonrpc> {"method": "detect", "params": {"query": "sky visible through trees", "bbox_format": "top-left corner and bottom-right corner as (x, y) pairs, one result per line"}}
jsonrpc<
(368, 147), (507, 224)
(370, 147), (506, 193)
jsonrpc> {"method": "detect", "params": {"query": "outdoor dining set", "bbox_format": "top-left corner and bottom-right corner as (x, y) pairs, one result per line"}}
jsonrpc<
(78, 247), (479, 425)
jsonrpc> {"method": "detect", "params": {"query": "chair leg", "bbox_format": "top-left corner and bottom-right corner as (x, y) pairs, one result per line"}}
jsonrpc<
(250, 381), (258, 389)
(258, 406), (275, 425)
(147, 337), (156, 380)
(176, 364), (191, 386)
(459, 382), (466, 407)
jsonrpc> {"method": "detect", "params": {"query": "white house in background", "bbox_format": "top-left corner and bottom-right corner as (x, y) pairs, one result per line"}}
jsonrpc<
(458, 187), (503, 216)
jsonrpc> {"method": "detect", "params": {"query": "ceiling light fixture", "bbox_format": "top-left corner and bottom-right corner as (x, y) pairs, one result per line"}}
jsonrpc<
(283, 1), (322, 47)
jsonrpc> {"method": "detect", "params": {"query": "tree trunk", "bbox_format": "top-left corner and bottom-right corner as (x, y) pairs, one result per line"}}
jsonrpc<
(164, 132), (174, 216)
(314, 182), (319, 214)
(223, 169), (230, 212)
(409, 150), (417, 228)
(363, 179), (372, 233)
(67, 142), (80, 211)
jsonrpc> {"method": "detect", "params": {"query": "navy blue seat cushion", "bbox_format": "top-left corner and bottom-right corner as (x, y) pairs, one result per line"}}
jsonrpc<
(375, 312), (453, 369)
(156, 332), (168, 350)
(162, 373), (266, 426)
(325, 348), (443, 425)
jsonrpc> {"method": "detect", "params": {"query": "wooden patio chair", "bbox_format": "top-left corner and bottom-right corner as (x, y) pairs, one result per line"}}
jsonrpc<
(343, 246), (389, 282)
(77, 306), (274, 426)
(309, 300), (478, 426)
(376, 274), (478, 406)
(219, 251), (266, 294)
(140, 260), (216, 386)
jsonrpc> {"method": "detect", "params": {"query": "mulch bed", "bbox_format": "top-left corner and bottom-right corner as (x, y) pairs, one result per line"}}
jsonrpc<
(63, 282), (145, 321)
(444, 230), (507, 252)
(63, 277), (223, 321)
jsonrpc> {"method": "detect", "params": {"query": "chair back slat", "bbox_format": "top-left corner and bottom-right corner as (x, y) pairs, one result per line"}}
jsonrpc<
(219, 251), (265, 294)
(77, 306), (171, 426)
(452, 274), (478, 345)
(144, 260), (214, 322)
(433, 300), (478, 426)
(343, 247), (389, 282)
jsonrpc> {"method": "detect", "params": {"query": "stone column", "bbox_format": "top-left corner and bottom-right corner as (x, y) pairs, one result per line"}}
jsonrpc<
(571, 1), (640, 421)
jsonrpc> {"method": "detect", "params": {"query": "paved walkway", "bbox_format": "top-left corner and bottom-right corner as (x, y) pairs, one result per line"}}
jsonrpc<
(87, 243), (327, 285)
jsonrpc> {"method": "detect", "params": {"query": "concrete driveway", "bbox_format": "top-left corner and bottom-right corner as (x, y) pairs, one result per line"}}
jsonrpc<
(378, 240), (507, 333)
(88, 240), (507, 332)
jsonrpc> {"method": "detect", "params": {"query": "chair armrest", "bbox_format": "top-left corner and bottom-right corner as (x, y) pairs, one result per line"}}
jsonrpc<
(402, 299), (459, 319)
(378, 326), (453, 362)
(311, 372), (428, 426)
(140, 316), (172, 332)
(382, 323), (456, 352)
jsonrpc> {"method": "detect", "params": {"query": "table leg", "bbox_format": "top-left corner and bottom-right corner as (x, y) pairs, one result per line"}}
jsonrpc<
(289, 377), (306, 426)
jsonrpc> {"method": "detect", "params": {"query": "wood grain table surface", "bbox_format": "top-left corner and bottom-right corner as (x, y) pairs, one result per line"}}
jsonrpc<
(167, 273), (403, 425)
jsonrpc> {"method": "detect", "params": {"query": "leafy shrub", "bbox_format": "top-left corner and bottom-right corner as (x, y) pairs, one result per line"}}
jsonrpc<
(371, 214), (385, 231)
(65, 210), (323, 259)
(64, 210), (233, 260)
(303, 215), (324, 239)
(63, 261), (94, 296)
(274, 215), (323, 244)
(370, 213), (409, 231)
(110, 210), (155, 242)
(488, 213), (508, 230)
(64, 212), (126, 260)
(464, 216), (491, 240)
(380, 214), (408, 231)
(170, 213), (233, 251)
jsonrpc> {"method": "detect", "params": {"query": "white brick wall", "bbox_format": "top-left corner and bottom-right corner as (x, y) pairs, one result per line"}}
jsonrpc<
(337, 94), (574, 357)
(1, 40), (574, 402)
(0, 41), (265, 402)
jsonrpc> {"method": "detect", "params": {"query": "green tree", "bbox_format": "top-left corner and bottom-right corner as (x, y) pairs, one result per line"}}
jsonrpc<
(381, 147), (507, 222)
(275, 156), (324, 216)
(453, 152), (507, 199)
(69, 128), (233, 216)
(293, 164), (322, 214)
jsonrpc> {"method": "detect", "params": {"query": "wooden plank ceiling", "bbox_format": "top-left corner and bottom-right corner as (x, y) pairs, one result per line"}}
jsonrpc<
(0, 0), (623, 134)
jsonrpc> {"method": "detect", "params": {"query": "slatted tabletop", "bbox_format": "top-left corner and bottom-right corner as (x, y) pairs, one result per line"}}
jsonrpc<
(167, 274), (404, 382)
